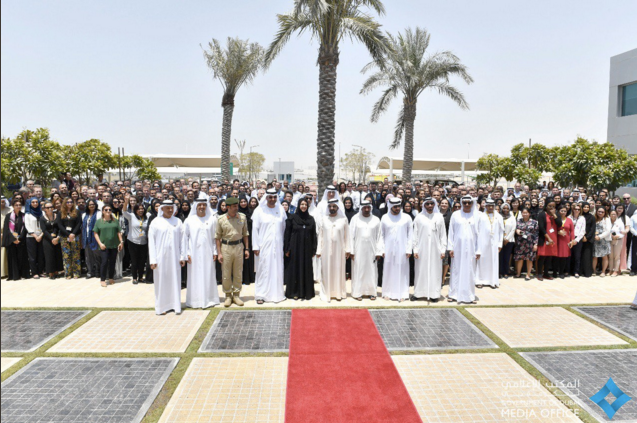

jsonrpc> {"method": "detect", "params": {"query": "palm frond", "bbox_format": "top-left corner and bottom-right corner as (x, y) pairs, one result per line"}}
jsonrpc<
(370, 85), (398, 122)
(203, 37), (265, 96)
(429, 82), (470, 110)
(390, 105), (405, 149)
(340, 14), (391, 64)
(264, 11), (314, 68)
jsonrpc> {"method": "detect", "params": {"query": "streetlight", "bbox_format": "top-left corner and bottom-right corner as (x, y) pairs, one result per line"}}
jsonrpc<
(353, 144), (364, 183)
(249, 145), (260, 183)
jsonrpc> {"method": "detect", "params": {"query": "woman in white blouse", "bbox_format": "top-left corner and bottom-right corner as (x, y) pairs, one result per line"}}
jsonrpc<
(608, 210), (626, 277)
(499, 203), (517, 278)
(568, 203), (586, 278)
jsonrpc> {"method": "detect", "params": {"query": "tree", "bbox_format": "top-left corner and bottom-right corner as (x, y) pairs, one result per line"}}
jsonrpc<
(265, 0), (391, 195)
(552, 137), (637, 191)
(120, 155), (162, 182)
(0, 128), (65, 186)
(360, 27), (473, 182)
(476, 154), (505, 187)
(340, 148), (375, 182)
(66, 139), (117, 184)
(240, 151), (265, 182)
(203, 37), (265, 181)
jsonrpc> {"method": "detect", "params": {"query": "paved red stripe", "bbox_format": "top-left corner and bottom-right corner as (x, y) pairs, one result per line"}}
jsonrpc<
(285, 309), (422, 423)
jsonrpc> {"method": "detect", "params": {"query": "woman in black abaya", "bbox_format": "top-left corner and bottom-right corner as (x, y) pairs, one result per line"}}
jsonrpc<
(580, 202), (597, 278)
(239, 196), (255, 285)
(284, 198), (317, 300)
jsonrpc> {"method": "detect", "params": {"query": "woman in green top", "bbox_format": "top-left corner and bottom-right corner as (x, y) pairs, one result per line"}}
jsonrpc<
(93, 205), (124, 287)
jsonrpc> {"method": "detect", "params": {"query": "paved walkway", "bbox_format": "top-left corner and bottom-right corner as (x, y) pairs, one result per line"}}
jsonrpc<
(2, 275), (635, 309)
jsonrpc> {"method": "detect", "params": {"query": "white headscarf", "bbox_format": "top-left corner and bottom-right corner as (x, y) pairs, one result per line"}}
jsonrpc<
(419, 197), (440, 216)
(459, 195), (478, 218)
(258, 188), (286, 216)
(186, 198), (213, 224)
(318, 185), (344, 213)
(325, 198), (345, 219)
(158, 200), (179, 225)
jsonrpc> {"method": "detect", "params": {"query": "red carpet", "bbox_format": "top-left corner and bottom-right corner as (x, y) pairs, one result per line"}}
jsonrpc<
(285, 309), (422, 423)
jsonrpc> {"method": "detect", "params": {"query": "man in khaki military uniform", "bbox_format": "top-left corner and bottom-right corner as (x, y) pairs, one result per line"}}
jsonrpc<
(215, 197), (250, 307)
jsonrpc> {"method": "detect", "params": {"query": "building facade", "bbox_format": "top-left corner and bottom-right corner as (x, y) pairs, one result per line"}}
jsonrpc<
(607, 48), (637, 155)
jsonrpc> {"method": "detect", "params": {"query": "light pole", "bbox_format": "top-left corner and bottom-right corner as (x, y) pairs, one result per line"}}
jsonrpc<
(353, 144), (364, 183)
(249, 145), (259, 183)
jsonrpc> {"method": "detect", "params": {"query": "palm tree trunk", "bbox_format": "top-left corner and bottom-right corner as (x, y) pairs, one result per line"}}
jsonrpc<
(402, 102), (417, 183)
(316, 45), (339, 196)
(221, 93), (235, 182)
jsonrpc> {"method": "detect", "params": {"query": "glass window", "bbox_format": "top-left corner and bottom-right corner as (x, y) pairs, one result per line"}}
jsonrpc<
(621, 82), (637, 116)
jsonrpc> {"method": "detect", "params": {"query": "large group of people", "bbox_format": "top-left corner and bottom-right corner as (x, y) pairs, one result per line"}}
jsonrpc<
(2, 174), (637, 313)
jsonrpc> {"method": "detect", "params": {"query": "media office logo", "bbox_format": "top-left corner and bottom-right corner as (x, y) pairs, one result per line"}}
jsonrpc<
(499, 379), (581, 419)
(589, 378), (631, 420)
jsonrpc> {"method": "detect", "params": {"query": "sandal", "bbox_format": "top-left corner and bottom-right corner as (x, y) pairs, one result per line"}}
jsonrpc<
(447, 298), (456, 302)
(257, 299), (264, 305)
(33, 275), (40, 279)
(525, 276), (531, 281)
(100, 281), (107, 287)
(370, 296), (376, 301)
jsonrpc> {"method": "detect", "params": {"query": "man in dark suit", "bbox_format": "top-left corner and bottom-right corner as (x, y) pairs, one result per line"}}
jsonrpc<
(368, 182), (382, 209)
(623, 193), (637, 264)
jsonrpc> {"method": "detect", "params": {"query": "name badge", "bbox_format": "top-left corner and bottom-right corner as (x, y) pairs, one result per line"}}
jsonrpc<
(66, 226), (72, 231)
(549, 229), (554, 233)
(522, 235), (528, 239)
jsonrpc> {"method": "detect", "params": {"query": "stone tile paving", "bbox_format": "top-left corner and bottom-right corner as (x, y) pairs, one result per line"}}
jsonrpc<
(159, 357), (287, 423)
(199, 310), (291, 353)
(1, 358), (22, 373)
(3, 276), (635, 308)
(522, 350), (637, 422)
(394, 353), (580, 422)
(574, 306), (637, 341)
(370, 309), (497, 350)
(49, 310), (208, 353)
(468, 307), (628, 348)
(0, 357), (178, 423)
(1, 310), (90, 352)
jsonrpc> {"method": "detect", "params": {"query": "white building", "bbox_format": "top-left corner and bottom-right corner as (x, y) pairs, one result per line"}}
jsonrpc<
(607, 48), (637, 155)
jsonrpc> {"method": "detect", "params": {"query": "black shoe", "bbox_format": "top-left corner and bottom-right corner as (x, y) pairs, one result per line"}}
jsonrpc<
(86, 273), (92, 280)
(630, 272), (635, 277)
(133, 279), (138, 285)
(410, 295), (418, 301)
(430, 298), (439, 303)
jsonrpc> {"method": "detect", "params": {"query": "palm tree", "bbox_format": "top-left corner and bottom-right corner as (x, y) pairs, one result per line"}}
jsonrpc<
(203, 37), (264, 181)
(265, 0), (390, 195)
(360, 27), (473, 182)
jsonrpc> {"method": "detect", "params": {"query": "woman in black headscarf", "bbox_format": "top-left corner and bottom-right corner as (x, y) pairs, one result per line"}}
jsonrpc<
(343, 197), (356, 223)
(177, 200), (191, 221)
(281, 200), (293, 219)
(239, 196), (255, 285)
(342, 197), (356, 279)
(217, 199), (228, 216)
(284, 198), (317, 300)
(580, 202), (597, 278)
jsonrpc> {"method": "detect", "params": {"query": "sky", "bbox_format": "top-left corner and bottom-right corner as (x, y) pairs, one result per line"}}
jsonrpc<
(2, 0), (636, 172)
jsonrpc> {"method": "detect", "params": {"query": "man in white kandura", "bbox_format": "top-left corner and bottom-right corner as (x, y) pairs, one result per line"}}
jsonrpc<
(182, 198), (219, 309)
(349, 199), (382, 300)
(251, 188), (286, 304)
(476, 199), (504, 289)
(380, 197), (413, 302)
(412, 197), (447, 302)
(148, 200), (185, 315)
(448, 196), (481, 304)
(313, 185), (342, 283)
(316, 198), (350, 302)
